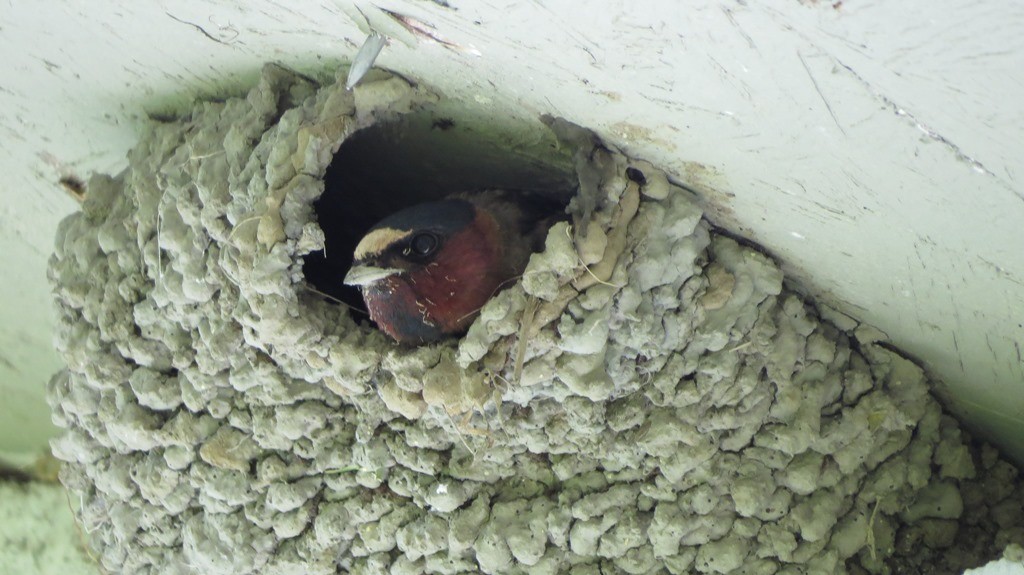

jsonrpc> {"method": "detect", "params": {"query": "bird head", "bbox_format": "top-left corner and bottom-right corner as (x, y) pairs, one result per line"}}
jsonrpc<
(345, 198), (506, 344)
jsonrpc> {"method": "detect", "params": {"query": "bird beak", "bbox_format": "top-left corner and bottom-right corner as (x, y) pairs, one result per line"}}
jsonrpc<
(344, 264), (403, 287)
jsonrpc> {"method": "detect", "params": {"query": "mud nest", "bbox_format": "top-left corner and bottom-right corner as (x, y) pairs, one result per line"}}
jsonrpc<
(48, 64), (1024, 574)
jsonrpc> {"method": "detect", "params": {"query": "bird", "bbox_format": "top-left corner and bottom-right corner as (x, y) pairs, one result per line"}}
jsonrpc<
(344, 190), (566, 345)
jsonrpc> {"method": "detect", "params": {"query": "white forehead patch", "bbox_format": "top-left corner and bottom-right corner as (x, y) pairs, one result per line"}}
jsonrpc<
(353, 227), (412, 261)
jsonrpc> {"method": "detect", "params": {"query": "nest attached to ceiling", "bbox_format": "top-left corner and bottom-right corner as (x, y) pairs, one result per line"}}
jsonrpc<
(48, 64), (1024, 575)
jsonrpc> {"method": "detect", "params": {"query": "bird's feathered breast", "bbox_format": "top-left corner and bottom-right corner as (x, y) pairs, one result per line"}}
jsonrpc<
(408, 210), (503, 333)
(457, 190), (566, 275)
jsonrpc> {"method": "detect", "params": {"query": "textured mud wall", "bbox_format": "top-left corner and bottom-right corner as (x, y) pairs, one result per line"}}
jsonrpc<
(48, 65), (1024, 574)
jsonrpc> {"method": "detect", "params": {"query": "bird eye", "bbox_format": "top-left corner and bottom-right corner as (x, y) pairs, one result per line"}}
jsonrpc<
(409, 233), (439, 256)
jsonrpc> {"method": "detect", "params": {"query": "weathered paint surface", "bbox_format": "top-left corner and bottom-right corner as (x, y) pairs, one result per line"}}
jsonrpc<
(1, 0), (1022, 463)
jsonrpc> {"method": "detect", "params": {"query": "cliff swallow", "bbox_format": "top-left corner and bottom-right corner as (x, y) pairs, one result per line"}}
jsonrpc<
(345, 190), (565, 344)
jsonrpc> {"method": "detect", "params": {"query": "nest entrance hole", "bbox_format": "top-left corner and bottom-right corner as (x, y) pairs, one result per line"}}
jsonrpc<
(302, 108), (577, 319)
